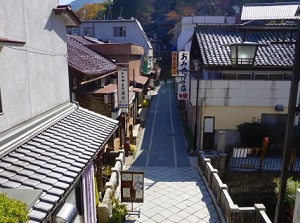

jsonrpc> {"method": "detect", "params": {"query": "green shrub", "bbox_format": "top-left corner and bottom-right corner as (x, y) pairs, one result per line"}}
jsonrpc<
(130, 144), (136, 157)
(0, 193), (29, 223)
(110, 193), (127, 223)
(273, 177), (300, 212)
(142, 99), (150, 107)
(237, 118), (267, 147)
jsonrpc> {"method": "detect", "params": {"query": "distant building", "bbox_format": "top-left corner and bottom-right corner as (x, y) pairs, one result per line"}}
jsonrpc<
(68, 18), (155, 76)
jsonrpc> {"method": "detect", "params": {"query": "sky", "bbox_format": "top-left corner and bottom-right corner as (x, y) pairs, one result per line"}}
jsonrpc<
(59, 0), (73, 5)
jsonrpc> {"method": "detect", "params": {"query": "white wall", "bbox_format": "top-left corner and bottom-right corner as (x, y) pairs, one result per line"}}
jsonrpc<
(190, 78), (291, 108)
(80, 20), (153, 56)
(0, 0), (70, 132)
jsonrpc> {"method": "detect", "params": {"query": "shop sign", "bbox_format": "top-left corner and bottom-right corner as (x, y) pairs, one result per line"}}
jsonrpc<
(117, 66), (129, 108)
(177, 51), (190, 100)
(121, 171), (144, 203)
(171, 51), (178, 76)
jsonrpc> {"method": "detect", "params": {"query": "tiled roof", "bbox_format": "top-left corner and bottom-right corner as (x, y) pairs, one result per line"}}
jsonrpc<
(241, 2), (300, 21)
(67, 35), (117, 76)
(194, 25), (295, 67)
(0, 105), (118, 222)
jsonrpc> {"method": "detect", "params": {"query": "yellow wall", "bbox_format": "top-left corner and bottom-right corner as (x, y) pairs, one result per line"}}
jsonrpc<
(201, 106), (288, 130)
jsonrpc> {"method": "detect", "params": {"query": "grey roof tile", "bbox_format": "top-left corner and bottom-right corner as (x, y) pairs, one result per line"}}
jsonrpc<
(34, 201), (54, 212)
(10, 175), (28, 183)
(2, 180), (21, 188)
(195, 25), (295, 67)
(0, 106), (118, 222)
(28, 209), (47, 222)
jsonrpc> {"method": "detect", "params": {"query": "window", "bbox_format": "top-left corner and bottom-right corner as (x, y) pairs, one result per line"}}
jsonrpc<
(254, 74), (269, 80)
(261, 114), (287, 125)
(237, 73), (252, 80)
(223, 73), (236, 79)
(84, 27), (94, 37)
(269, 74), (284, 80)
(113, 27), (126, 37)
(67, 27), (80, 36)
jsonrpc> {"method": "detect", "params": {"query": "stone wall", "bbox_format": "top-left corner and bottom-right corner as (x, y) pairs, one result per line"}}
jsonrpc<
(198, 152), (272, 223)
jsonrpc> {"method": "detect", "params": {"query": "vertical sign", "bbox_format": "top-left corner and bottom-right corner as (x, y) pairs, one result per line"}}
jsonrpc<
(121, 171), (144, 203)
(177, 51), (190, 100)
(143, 54), (148, 75)
(82, 163), (97, 223)
(117, 66), (129, 108)
(171, 51), (178, 76)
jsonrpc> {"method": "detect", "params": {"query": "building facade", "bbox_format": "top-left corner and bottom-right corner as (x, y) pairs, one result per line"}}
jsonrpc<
(187, 24), (295, 151)
(0, 2), (118, 222)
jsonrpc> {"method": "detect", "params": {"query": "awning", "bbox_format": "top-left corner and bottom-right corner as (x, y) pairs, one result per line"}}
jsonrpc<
(133, 87), (143, 93)
(135, 76), (148, 85)
(54, 5), (81, 27)
(94, 84), (117, 94)
(0, 106), (118, 222)
(0, 37), (25, 46)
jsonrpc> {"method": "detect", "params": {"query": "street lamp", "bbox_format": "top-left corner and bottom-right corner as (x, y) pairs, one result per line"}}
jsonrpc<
(225, 30), (300, 222)
(224, 41), (265, 66)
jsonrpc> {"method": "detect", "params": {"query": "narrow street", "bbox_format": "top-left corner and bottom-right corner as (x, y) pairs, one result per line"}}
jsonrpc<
(125, 81), (223, 223)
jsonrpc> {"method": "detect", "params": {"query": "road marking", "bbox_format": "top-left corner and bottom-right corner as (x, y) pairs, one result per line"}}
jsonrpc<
(145, 89), (160, 167)
(169, 84), (177, 167)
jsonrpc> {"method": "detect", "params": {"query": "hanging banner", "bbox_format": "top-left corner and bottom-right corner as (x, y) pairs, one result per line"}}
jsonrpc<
(82, 163), (97, 223)
(177, 51), (190, 100)
(117, 66), (129, 108)
(143, 54), (148, 75)
(171, 51), (178, 76)
(121, 171), (144, 203)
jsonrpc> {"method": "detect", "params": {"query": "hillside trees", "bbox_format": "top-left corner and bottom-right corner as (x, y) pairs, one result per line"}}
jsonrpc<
(76, 1), (112, 20)
(110, 0), (154, 25)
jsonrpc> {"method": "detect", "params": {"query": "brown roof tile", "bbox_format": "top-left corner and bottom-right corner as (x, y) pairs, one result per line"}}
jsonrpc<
(67, 35), (117, 76)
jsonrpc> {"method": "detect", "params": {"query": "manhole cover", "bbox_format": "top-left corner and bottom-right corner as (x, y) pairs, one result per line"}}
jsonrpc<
(166, 133), (175, 136)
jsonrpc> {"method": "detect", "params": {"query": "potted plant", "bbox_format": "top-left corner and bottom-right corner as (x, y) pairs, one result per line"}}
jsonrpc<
(274, 177), (300, 222)
(110, 193), (128, 223)
(0, 193), (29, 223)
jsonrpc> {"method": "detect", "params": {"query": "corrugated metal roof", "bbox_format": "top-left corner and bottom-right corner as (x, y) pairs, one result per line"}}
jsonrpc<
(0, 106), (118, 222)
(194, 25), (295, 67)
(135, 76), (148, 85)
(67, 35), (117, 76)
(241, 2), (300, 21)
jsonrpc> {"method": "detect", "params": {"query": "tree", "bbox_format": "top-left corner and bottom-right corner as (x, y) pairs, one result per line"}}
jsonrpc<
(75, 2), (112, 20)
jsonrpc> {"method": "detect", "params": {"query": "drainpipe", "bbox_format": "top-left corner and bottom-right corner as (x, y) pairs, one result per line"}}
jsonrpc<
(192, 60), (201, 152)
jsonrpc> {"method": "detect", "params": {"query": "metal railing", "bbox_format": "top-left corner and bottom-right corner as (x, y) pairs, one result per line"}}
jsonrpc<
(228, 147), (299, 172)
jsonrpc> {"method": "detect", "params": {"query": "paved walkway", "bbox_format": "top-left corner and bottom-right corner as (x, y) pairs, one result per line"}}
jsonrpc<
(124, 81), (224, 223)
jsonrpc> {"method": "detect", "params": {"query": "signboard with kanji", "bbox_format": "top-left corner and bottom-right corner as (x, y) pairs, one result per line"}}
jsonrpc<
(171, 51), (178, 76)
(177, 51), (190, 100)
(121, 171), (144, 203)
(117, 66), (129, 108)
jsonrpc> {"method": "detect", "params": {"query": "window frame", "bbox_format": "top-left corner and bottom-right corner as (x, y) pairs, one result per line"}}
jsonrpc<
(113, 27), (126, 37)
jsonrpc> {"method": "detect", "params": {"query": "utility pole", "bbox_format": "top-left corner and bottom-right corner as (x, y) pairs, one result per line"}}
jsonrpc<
(274, 28), (300, 223)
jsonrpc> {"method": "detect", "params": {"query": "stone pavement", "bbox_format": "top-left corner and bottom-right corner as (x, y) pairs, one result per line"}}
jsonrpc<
(122, 81), (225, 223)
(123, 160), (223, 223)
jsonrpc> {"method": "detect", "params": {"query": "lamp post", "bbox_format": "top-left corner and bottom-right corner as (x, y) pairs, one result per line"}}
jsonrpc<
(225, 31), (300, 222)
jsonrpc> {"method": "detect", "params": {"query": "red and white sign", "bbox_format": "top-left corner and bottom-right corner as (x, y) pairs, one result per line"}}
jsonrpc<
(177, 51), (190, 100)
(171, 51), (178, 76)
(117, 66), (129, 108)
